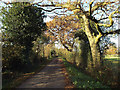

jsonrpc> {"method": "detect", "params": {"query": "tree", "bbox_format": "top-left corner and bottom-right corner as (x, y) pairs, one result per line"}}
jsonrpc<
(104, 43), (117, 55)
(46, 15), (82, 52)
(47, 15), (93, 69)
(32, 33), (49, 57)
(2, 0), (120, 68)
(1, 2), (46, 65)
(44, 0), (120, 68)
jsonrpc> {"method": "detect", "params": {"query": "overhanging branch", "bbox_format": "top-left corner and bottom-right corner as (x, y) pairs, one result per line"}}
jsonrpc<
(39, 7), (62, 12)
(98, 16), (120, 21)
(89, 0), (94, 16)
(103, 29), (120, 36)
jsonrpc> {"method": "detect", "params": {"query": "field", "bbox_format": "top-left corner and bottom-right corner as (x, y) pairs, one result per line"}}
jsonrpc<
(103, 55), (120, 87)
(104, 56), (120, 67)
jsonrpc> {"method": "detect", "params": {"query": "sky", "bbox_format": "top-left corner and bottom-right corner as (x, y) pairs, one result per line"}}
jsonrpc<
(110, 36), (119, 48)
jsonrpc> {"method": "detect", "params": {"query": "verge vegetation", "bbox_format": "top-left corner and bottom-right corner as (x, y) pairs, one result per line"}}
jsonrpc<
(62, 57), (110, 89)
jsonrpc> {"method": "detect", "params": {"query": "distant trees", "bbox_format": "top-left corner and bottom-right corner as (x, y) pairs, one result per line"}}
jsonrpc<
(105, 43), (117, 55)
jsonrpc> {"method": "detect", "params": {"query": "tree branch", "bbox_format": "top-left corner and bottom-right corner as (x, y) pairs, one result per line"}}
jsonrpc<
(91, 2), (115, 14)
(103, 29), (120, 36)
(59, 38), (72, 52)
(53, 11), (67, 15)
(98, 16), (120, 21)
(89, 0), (95, 16)
(97, 10), (119, 27)
(39, 7), (62, 12)
(62, 43), (72, 52)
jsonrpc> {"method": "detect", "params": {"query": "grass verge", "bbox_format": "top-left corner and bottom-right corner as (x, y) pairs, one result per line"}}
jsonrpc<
(62, 58), (111, 89)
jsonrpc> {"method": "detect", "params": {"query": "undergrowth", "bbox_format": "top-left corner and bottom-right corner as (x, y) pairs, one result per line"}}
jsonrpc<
(62, 58), (111, 89)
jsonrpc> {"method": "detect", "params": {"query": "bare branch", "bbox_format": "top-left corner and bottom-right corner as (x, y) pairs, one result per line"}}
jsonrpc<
(53, 12), (67, 15)
(91, 1), (115, 14)
(103, 29), (120, 36)
(39, 7), (62, 12)
(89, 0), (95, 16)
(97, 10), (119, 27)
(59, 37), (72, 52)
(98, 16), (120, 21)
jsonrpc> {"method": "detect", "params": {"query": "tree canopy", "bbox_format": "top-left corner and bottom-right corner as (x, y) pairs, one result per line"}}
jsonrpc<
(1, 2), (47, 67)
(46, 15), (83, 51)
(2, 2), (46, 46)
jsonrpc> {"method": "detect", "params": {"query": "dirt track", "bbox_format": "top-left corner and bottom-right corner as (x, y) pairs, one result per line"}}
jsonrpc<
(17, 58), (65, 88)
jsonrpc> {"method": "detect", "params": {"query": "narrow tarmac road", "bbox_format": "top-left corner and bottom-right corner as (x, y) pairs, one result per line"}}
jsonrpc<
(17, 58), (65, 88)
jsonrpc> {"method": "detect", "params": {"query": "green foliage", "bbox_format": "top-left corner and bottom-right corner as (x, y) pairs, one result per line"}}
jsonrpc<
(2, 44), (25, 72)
(1, 2), (47, 72)
(55, 36), (92, 70)
(1, 2), (46, 63)
(62, 58), (110, 89)
(2, 2), (46, 45)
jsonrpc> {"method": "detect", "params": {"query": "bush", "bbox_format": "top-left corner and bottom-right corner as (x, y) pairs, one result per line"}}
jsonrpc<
(3, 57), (26, 72)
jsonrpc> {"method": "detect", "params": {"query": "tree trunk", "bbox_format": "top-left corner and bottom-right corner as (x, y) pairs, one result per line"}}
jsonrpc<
(90, 43), (101, 67)
(80, 40), (88, 70)
(82, 15), (101, 68)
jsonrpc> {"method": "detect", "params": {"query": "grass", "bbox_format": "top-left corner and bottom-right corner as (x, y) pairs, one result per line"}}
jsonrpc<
(104, 58), (120, 61)
(104, 56), (120, 60)
(62, 58), (110, 89)
(2, 57), (53, 89)
(104, 56), (120, 68)
(103, 56), (120, 88)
